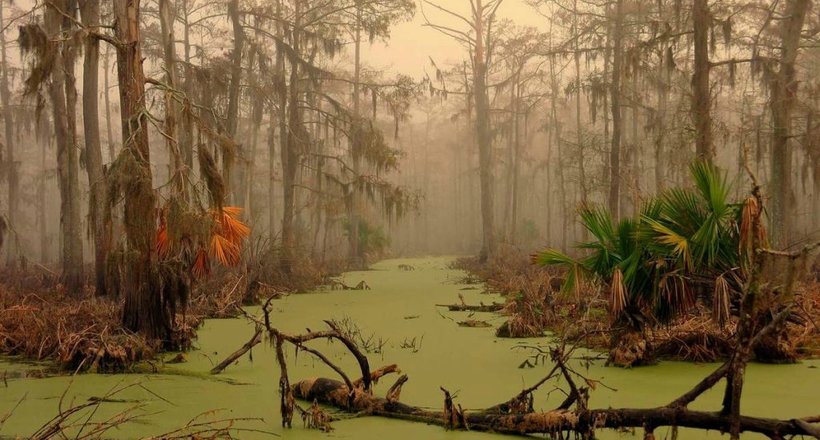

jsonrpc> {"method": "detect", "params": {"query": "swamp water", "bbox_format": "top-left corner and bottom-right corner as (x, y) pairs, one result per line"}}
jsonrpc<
(1, 257), (818, 439)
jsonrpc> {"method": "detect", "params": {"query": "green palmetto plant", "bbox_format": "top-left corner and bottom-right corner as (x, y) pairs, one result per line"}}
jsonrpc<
(534, 161), (753, 329)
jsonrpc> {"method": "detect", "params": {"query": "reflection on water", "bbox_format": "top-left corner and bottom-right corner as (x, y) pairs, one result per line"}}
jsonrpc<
(1, 257), (818, 439)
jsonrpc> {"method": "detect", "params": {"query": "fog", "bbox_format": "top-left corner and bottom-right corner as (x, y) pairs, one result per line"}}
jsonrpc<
(0, 0), (818, 278)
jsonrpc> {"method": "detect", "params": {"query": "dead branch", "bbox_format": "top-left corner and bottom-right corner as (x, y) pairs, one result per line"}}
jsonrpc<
(210, 326), (263, 374)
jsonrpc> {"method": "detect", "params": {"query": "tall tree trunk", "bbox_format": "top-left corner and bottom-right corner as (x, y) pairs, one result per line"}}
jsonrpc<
(608, 0), (624, 220)
(46, 0), (83, 293)
(0, 0), (18, 264)
(80, 0), (111, 296)
(246, 24), (264, 220)
(348, 5), (363, 267)
(474, 0), (496, 262)
(808, 106), (820, 236)
(769, 0), (811, 246)
(692, 0), (713, 161)
(573, 0), (587, 210)
(267, 103), (277, 239)
(280, 0), (302, 273)
(549, 54), (567, 251)
(270, 0), (286, 247)
(40, 136), (50, 263)
(159, 0), (186, 201)
(63, 0), (83, 290)
(103, 45), (116, 162)
(115, 0), (165, 341)
(226, 0), (244, 206)
(180, 0), (194, 171)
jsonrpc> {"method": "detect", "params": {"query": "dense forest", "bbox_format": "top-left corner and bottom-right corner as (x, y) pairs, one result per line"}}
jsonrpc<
(0, 0), (818, 439)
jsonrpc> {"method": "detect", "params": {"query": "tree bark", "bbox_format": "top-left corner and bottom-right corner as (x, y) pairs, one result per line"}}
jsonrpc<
(180, 0), (194, 171)
(692, 0), (713, 161)
(226, 0), (244, 205)
(0, 0), (18, 264)
(80, 0), (111, 296)
(293, 376), (819, 438)
(573, 0), (587, 213)
(348, 6), (363, 267)
(474, 0), (496, 262)
(608, 0), (624, 220)
(280, 0), (302, 273)
(114, 0), (166, 341)
(103, 45), (116, 162)
(769, 0), (811, 247)
(45, 0), (83, 293)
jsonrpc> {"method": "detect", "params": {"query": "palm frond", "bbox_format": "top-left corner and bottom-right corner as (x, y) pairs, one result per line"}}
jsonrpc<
(578, 204), (617, 246)
(609, 267), (627, 318)
(690, 160), (729, 215)
(712, 274), (731, 327)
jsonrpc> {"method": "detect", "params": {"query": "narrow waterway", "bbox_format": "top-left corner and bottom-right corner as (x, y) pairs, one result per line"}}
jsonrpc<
(1, 257), (818, 439)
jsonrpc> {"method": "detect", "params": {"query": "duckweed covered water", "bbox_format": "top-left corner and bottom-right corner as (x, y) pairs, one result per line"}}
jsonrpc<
(1, 257), (818, 439)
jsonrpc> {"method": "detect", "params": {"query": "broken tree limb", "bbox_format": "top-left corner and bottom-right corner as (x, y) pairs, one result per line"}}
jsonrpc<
(385, 374), (408, 402)
(353, 364), (399, 388)
(291, 375), (820, 437)
(210, 326), (263, 374)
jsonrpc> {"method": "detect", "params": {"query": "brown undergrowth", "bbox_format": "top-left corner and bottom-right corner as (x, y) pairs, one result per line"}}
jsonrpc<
(453, 247), (820, 364)
(0, 254), (341, 372)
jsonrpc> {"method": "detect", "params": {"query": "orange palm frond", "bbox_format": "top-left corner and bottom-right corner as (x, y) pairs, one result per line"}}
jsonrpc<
(220, 212), (250, 242)
(193, 249), (210, 277)
(221, 206), (244, 216)
(209, 234), (241, 267)
(156, 223), (171, 258)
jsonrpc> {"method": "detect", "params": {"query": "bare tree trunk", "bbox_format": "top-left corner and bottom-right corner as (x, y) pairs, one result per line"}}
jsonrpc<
(548, 54), (567, 251)
(769, 0), (811, 247)
(180, 0), (194, 171)
(39, 136), (50, 263)
(0, 0), (18, 264)
(573, 0), (587, 210)
(655, 32), (670, 191)
(46, 0), (83, 293)
(270, 0), (286, 247)
(63, 0), (83, 289)
(544, 115), (552, 244)
(246, 24), (264, 220)
(115, 0), (165, 341)
(608, 0), (624, 220)
(103, 45), (116, 162)
(474, 0), (496, 262)
(80, 0), (111, 296)
(348, 5), (363, 267)
(159, 0), (184, 198)
(280, 0), (302, 273)
(510, 74), (521, 243)
(692, 0), (713, 161)
(226, 0), (244, 205)
(808, 107), (820, 236)
(267, 103), (277, 239)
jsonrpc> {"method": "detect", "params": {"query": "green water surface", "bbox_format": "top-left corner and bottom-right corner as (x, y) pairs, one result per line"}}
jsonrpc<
(1, 257), (818, 439)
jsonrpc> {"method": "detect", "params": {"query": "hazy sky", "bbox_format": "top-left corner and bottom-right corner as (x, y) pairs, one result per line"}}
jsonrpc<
(1, 0), (549, 84)
(364, 0), (548, 79)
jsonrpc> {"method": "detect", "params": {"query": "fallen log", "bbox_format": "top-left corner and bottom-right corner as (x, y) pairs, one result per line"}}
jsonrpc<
(291, 376), (818, 437)
(436, 302), (504, 312)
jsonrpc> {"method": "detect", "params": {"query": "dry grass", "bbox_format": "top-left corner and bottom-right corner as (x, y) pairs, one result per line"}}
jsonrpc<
(0, 281), (156, 372)
(0, 249), (344, 372)
(453, 246), (600, 339)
